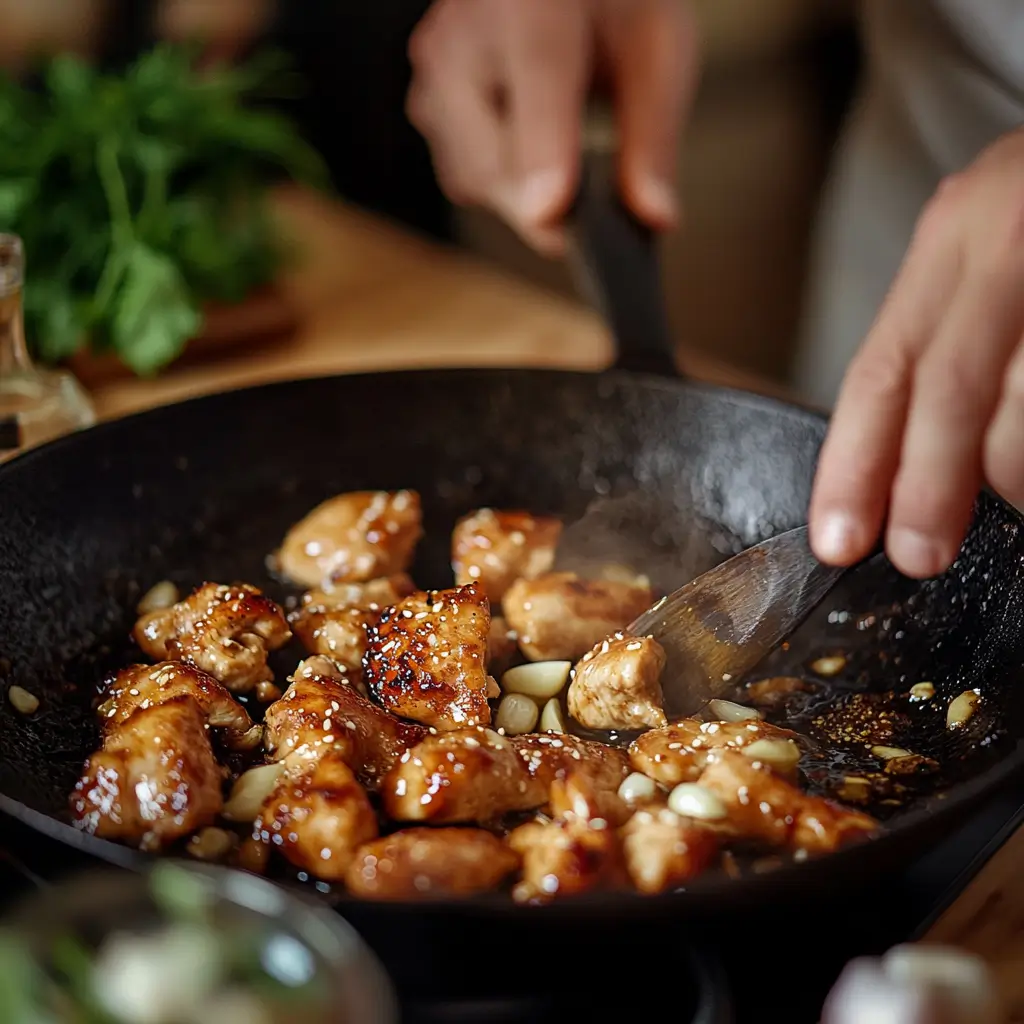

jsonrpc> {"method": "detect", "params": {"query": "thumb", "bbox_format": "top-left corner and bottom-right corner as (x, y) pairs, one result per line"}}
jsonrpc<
(597, 0), (700, 229)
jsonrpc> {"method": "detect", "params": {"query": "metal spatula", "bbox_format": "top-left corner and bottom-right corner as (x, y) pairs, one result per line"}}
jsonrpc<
(629, 525), (849, 720)
(562, 120), (851, 717)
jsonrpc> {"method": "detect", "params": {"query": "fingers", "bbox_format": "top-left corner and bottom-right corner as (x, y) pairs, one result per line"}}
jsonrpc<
(985, 337), (1024, 511)
(598, 0), (699, 228)
(809, 191), (962, 569)
(408, 0), (590, 254)
(408, 0), (695, 251)
(407, 1), (507, 208)
(502, 0), (591, 252)
(885, 263), (1024, 576)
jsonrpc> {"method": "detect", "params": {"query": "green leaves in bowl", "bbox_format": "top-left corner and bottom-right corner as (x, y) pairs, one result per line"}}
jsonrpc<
(0, 46), (328, 375)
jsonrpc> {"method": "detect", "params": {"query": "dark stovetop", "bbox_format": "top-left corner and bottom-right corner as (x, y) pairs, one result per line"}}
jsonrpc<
(3, 786), (1023, 1024)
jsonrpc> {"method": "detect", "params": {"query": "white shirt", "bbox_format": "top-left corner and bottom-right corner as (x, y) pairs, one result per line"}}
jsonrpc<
(792, 0), (1024, 409)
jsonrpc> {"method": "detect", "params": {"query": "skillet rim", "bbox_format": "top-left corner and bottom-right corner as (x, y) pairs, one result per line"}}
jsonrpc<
(1, 366), (1022, 918)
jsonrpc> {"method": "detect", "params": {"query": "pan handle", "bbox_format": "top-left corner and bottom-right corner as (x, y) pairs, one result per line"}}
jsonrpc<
(565, 109), (685, 379)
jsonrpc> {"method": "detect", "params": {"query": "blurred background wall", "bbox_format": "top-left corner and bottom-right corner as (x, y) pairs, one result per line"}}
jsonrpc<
(0, 0), (862, 388)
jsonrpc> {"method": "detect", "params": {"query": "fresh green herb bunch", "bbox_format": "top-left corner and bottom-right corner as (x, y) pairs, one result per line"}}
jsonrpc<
(0, 46), (327, 375)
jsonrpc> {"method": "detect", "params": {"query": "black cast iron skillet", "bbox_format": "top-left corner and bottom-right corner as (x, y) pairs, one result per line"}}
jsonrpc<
(1, 170), (1024, 982)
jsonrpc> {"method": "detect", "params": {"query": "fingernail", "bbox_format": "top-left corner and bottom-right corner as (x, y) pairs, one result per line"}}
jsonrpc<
(812, 511), (860, 564)
(634, 174), (678, 226)
(516, 170), (566, 223)
(887, 528), (945, 578)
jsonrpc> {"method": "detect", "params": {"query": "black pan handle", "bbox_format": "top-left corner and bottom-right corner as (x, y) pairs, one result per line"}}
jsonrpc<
(565, 114), (684, 379)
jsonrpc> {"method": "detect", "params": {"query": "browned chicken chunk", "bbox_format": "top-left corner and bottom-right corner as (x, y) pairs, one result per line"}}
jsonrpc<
(568, 633), (667, 730)
(276, 490), (422, 588)
(290, 574), (416, 675)
(263, 656), (425, 787)
(502, 572), (653, 662)
(98, 662), (260, 750)
(508, 774), (628, 904)
(620, 806), (719, 894)
(254, 755), (378, 881)
(364, 582), (493, 730)
(629, 718), (799, 786)
(451, 509), (562, 603)
(511, 733), (631, 824)
(345, 828), (519, 900)
(134, 582), (291, 694)
(698, 751), (878, 854)
(382, 728), (522, 823)
(70, 698), (224, 851)
(382, 728), (629, 823)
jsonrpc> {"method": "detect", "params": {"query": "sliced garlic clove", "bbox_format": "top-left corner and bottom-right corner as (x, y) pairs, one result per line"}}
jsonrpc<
(7, 685), (39, 716)
(539, 697), (566, 734)
(501, 661), (572, 700)
(706, 698), (762, 722)
(946, 689), (980, 730)
(618, 772), (658, 805)
(741, 737), (802, 773)
(810, 655), (847, 677)
(870, 745), (912, 760)
(222, 763), (287, 822)
(186, 827), (237, 862)
(255, 680), (282, 703)
(667, 782), (728, 821)
(136, 580), (180, 615)
(495, 693), (539, 735)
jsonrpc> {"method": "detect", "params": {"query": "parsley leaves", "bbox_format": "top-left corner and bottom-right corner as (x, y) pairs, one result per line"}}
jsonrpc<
(0, 46), (327, 375)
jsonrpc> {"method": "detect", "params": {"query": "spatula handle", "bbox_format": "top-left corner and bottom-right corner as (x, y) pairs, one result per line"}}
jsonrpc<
(566, 110), (684, 380)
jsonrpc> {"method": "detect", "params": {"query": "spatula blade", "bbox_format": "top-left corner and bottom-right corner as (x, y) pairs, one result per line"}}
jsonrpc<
(631, 525), (845, 720)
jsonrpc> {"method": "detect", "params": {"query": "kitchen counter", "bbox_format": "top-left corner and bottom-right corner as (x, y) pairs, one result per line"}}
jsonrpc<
(88, 185), (1024, 1018)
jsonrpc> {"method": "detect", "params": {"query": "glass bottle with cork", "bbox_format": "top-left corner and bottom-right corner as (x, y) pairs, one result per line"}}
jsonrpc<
(0, 233), (95, 460)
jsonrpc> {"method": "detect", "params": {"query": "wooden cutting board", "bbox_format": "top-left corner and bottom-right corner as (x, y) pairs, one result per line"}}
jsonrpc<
(86, 185), (1024, 1018)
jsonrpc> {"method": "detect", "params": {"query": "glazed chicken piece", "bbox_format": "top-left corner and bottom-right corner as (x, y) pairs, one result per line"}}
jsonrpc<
(508, 774), (628, 904)
(502, 572), (653, 662)
(289, 574), (416, 676)
(263, 656), (425, 787)
(629, 718), (800, 786)
(345, 828), (519, 900)
(619, 806), (719, 894)
(363, 582), (493, 730)
(381, 728), (629, 824)
(134, 582), (291, 694)
(70, 698), (224, 851)
(382, 728), (523, 823)
(254, 755), (378, 881)
(98, 662), (260, 751)
(698, 751), (878, 854)
(512, 733), (631, 825)
(568, 632), (667, 730)
(276, 490), (423, 588)
(70, 660), (262, 850)
(451, 509), (562, 603)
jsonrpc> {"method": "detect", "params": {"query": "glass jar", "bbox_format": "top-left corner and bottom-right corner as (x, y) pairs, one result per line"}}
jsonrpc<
(0, 233), (95, 460)
(0, 861), (398, 1024)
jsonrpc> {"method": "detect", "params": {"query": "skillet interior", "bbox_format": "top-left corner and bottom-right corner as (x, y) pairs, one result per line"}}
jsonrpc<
(1, 368), (1023, 926)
